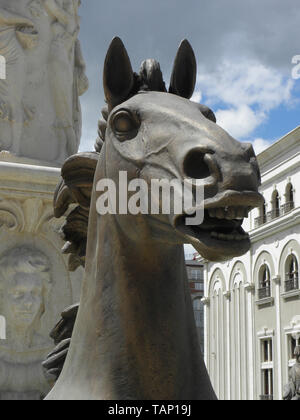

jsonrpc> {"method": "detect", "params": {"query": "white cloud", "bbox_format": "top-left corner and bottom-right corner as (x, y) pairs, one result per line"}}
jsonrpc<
(198, 60), (293, 111)
(195, 59), (294, 140)
(191, 90), (202, 103)
(251, 138), (272, 154)
(216, 105), (265, 138)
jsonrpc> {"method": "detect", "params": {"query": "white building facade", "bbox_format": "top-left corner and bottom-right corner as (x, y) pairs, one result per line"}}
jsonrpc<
(202, 127), (300, 400)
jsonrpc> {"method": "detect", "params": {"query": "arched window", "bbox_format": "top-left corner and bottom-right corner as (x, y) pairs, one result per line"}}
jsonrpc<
(258, 265), (271, 299)
(271, 190), (280, 219)
(255, 199), (267, 227)
(285, 183), (294, 213)
(261, 200), (267, 224)
(285, 255), (299, 292)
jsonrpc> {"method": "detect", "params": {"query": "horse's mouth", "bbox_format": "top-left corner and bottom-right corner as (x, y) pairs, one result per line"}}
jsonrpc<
(175, 207), (251, 259)
(175, 207), (250, 243)
(173, 190), (263, 256)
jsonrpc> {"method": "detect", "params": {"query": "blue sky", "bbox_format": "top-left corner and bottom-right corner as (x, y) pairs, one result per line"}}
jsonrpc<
(78, 0), (300, 155)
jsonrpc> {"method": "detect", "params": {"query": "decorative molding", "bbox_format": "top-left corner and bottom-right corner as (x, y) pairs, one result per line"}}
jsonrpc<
(0, 198), (25, 231)
(223, 291), (231, 299)
(201, 297), (210, 306)
(250, 207), (300, 243)
(0, 196), (62, 235)
(244, 283), (255, 292)
(281, 289), (300, 300)
(255, 297), (275, 307)
(272, 275), (281, 285)
(257, 327), (275, 339)
(284, 317), (300, 340)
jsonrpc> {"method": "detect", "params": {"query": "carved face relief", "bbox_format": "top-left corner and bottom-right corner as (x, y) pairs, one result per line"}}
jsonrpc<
(0, 247), (52, 338)
(3, 273), (44, 329)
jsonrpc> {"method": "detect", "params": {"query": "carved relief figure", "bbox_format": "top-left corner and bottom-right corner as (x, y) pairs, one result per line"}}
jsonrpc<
(0, 0), (88, 163)
(0, 246), (54, 399)
(0, 246), (52, 350)
(0, 3), (37, 154)
(45, 0), (88, 156)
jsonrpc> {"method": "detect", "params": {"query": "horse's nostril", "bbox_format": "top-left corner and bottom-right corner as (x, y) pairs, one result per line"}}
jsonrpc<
(183, 149), (211, 179)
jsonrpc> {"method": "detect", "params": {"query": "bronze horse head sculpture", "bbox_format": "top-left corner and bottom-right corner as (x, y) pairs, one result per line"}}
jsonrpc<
(44, 38), (263, 400)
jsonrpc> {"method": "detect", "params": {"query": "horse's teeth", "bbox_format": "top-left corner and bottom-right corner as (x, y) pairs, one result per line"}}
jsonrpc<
(216, 208), (225, 219)
(211, 231), (248, 241)
(225, 207), (236, 220)
(208, 206), (250, 221)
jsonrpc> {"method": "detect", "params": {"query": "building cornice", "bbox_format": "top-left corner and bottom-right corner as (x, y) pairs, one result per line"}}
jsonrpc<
(250, 207), (300, 243)
(259, 153), (300, 187)
(257, 126), (300, 169)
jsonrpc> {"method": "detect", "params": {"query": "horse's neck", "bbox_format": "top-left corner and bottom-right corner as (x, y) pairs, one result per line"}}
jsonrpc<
(85, 215), (199, 397)
(51, 212), (215, 400)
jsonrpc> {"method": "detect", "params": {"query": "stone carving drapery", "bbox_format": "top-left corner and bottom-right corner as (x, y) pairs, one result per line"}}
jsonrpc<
(0, 0), (88, 164)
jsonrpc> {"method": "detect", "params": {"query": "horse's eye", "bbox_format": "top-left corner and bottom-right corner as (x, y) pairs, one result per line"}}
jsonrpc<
(111, 110), (140, 140)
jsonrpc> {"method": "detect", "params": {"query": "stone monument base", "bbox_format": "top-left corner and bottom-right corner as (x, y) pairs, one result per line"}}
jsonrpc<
(0, 154), (83, 400)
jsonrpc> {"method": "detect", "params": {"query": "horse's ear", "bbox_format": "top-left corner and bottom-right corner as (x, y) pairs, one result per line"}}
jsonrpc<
(169, 40), (197, 99)
(103, 37), (134, 111)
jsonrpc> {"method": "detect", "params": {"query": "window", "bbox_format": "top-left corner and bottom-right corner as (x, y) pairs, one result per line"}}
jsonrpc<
(255, 200), (267, 227)
(194, 282), (203, 291)
(258, 265), (271, 299)
(285, 255), (299, 292)
(260, 338), (274, 400)
(288, 336), (297, 362)
(193, 298), (204, 354)
(271, 190), (280, 219)
(262, 339), (273, 363)
(262, 201), (267, 223)
(191, 269), (202, 281)
(193, 298), (203, 328)
(284, 183), (295, 213)
(261, 369), (273, 400)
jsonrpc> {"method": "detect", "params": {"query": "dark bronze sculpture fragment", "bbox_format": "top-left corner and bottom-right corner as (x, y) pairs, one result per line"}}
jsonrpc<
(44, 38), (263, 400)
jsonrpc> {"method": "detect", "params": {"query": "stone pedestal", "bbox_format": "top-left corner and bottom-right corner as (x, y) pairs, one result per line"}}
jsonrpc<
(0, 154), (83, 400)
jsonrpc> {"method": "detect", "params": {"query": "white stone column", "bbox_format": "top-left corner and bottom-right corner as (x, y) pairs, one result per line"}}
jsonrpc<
(201, 296), (210, 370)
(273, 275), (283, 400)
(244, 283), (255, 400)
(223, 290), (231, 400)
